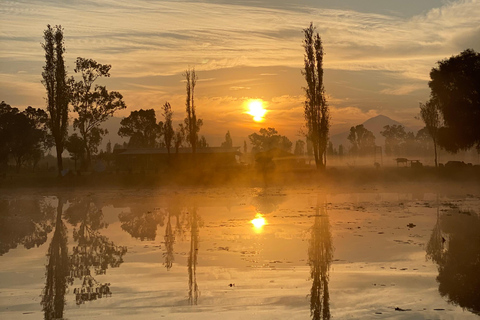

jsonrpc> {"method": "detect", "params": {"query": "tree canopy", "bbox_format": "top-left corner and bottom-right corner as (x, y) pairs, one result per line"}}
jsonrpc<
(249, 127), (292, 153)
(118, 109), (160, 148)
(428, 49), (480, 152)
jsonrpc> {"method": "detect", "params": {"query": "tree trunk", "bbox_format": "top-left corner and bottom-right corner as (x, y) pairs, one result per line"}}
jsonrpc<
(433, 138), (438, 168)
(56, 147), (63, 176)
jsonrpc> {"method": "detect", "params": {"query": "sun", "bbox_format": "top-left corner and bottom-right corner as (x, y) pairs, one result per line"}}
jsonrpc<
(251, 213), (266, 232)
(246, 99), (267, 122)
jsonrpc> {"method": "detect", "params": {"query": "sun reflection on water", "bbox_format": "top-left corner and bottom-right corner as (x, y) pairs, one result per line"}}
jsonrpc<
(251, 213), (266, 232)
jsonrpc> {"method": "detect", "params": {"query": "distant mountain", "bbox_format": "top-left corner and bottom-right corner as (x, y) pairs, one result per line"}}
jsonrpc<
(329, 115), (414, 149)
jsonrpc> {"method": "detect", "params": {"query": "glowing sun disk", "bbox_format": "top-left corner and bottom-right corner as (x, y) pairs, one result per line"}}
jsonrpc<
(251, 213), (266, 229)
(246, 99), (267, 122)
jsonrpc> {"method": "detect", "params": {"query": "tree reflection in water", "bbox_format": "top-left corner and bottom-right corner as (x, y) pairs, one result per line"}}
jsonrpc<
(0, 198), (55, 256)
(163, 208), (175, 270)
(426, 199), (480, 316)
(65, 197), (127, 305)
(187, 206), (201, 305)
(118, 206), (166, 241)
(308, 196), (333, 320)
(41, 198), (69, 320)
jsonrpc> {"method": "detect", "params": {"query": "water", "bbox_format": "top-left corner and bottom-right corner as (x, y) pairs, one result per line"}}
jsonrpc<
(1, 188), (479, 319)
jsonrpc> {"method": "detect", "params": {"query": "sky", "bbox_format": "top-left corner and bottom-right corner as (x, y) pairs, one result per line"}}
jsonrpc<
(1, 0), (480, 146)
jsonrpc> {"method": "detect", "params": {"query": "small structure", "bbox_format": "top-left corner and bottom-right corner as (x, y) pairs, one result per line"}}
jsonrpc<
(395, 158), (423, 168)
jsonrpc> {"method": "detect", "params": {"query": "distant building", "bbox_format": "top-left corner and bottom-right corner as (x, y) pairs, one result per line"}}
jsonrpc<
(114, 147), (241, 172)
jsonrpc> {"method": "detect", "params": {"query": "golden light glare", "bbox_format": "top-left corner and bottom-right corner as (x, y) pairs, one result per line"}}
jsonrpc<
(251, 213), (266, 231)
(246, 99), (267, 122)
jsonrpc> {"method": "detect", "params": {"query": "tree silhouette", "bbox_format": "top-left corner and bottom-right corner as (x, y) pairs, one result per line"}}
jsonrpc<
(162, 102), (174, 153)
(347, 124), (375, 156)
(0, 103), (47, 172)
(221, 131), (233, 148)
(70, 57), (126, 168)
(302, 23), (330, 170)
(248, 127), (292, 153)
(428, 49), (480, 152)
(118, 109), (160, 148)
(420, 100), (441, 166)
(308, 196), (333, 320)
(184, 68), (203, 153)
(41, 198), (69, 320)
(65, 133), (85, 171)
(380, 125), (407, 156)
(41, 25), (69, 176)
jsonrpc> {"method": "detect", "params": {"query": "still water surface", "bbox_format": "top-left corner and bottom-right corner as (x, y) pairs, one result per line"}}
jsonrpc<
(0, 188), (479, 319)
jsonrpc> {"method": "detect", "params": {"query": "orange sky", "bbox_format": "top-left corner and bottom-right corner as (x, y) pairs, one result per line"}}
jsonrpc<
(1, 0), (479, 146)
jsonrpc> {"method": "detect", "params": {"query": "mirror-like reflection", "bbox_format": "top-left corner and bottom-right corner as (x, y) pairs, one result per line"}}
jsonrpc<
(188, 206), (201, 305)
(308, 196), (333, 320)
(41, 198), (69, 320)
(39, 196), (127, 318)
(0, 198), (54, 256)
(163, 208), (175, 270)
(427, 198), (480, 315)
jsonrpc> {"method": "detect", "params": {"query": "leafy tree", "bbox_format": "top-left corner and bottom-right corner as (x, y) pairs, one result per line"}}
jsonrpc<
(428, 49), (480, 152)
(419, 100), (441, 166)
(338, 144), (344, 157)
(162, 102), (174, 153)
(173, 124), (185, 154)
(184, 68), (203, 153)
(249, 127), (292, 153)
(221, 131), (233, 148)
(302, 23), (330, 169)
(118, 109), (160, 148)
(380, 124), (407, 156)
(243, 140), (247, 154)
(198, 135), (208, 148)
(65, 133), (85, 171)
(0, 103), (47, 172)
(347, 124), (376, 156)
(41, 25), (69, 176)
(70, 57), (126, 168)
(294, 139), (305, 156)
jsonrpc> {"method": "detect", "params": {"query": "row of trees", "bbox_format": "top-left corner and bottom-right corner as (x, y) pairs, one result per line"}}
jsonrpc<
(39, 26), (208, 174)
(41, 25), (127, 175)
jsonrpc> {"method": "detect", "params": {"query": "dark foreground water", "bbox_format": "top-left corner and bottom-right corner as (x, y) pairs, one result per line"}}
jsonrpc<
(1, 187), (479, 319)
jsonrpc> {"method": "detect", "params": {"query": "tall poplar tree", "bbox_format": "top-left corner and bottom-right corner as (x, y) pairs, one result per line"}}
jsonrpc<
(302, 23), (330, 170)
(184, 68), (202, 153)
(41, 25), (69, 176)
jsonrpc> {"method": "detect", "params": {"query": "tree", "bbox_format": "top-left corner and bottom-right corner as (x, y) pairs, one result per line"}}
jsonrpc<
(65, 134), (85, 171)
(0, 103), (47, 172)
(347, 124), (376, 156)
(184, 68), (203, 153)
(248, 127), (292, 153)
(118, 109), (160, 148)
(173, 124), (185, 154)
(41, 25), (69, 176)
(221, 131), (233, 148)
(302, 23), (330, 170)
(380, 124), (407, 156)
(428, 49), (480, 152)
(243, 140), (247, 154)
(70, 57), (126, 168)
(162, 102), (174, 154)
(420, 100), (441, 166)
(294, 140), (305, 156)
(198, 136), (208, 148)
